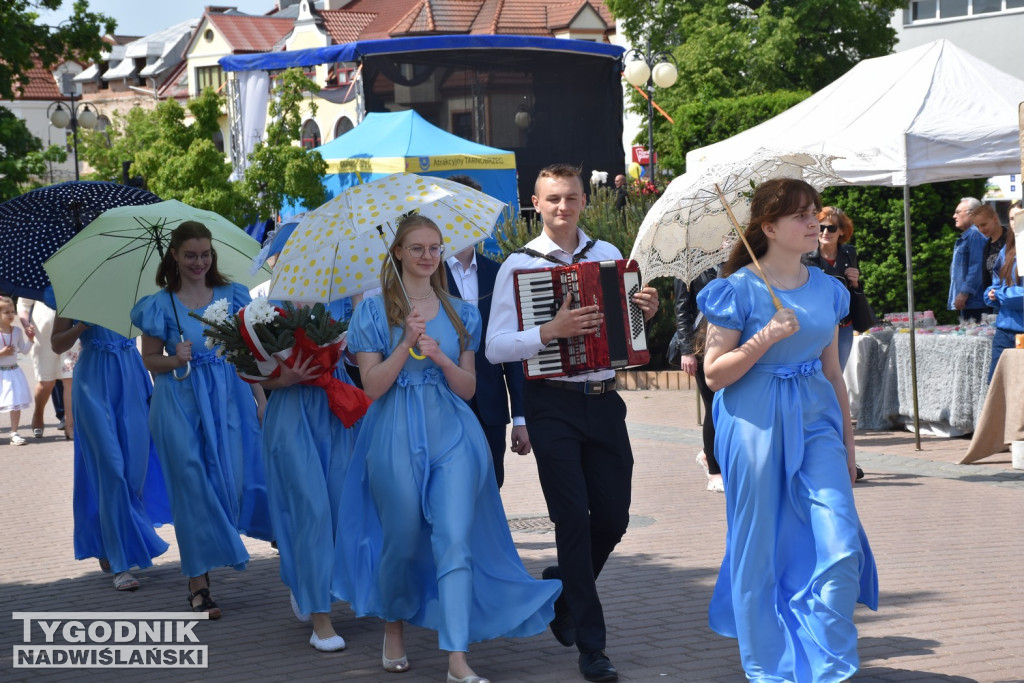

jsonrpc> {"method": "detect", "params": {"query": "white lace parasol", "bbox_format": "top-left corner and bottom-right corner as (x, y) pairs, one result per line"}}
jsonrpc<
(629, 150), (844, 285)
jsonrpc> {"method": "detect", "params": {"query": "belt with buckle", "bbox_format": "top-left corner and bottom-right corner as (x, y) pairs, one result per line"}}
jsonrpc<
(540, 378), (617, 395)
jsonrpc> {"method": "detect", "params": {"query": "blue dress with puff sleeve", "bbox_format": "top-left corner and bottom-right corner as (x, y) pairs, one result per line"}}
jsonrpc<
(697, 266), (878, 683)
(130, 283), (269, 577)
(334, 295), (559, 652)
(262, 362), (361, 615)
(72, 325), (171, 573)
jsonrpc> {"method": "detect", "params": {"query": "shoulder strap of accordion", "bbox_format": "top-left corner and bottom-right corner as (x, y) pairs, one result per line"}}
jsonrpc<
(512, 247), (567, 265)
(572, 240), (596, 263)
(512, 239), (598, 265)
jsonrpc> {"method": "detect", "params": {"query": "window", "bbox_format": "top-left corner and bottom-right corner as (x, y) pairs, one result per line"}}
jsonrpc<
(906, 0), (1022, 22)
(212, 129), (224, 154)
(451, 112), (472, 141)
(333, 117), (354, 139)
(911, 0), (937, 19)
(326, 64), (355, 87)
(939, 0), (968, 16)
(195, 65), (225, 94)
(301, 120), (321, 150)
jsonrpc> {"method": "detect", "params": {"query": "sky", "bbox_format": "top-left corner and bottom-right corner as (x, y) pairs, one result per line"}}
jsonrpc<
(38, 0), (276, 38)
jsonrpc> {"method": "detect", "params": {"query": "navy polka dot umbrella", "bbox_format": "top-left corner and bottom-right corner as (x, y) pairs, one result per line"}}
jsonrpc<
(0, 181), (161, 299)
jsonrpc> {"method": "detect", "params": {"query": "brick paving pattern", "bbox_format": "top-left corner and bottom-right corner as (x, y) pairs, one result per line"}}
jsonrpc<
(2, 369), (1022, 682)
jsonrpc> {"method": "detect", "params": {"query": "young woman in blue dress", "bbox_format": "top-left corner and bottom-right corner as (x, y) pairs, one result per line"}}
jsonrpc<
(130, 221), (268, 618)
(51, 314), (171, 592)
(697, 178), (878, 682)
(341, 214), (559, 683)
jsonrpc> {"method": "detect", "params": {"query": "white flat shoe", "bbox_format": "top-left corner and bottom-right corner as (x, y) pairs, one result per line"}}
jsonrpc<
(290, 591), (310, 622)
(707, 477), (725, 493)
(309, 632), (345, 652)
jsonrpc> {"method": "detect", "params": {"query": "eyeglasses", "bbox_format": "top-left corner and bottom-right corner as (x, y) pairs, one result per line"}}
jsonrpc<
(404, 244), (445, 258)
(819, 224), (838, 233)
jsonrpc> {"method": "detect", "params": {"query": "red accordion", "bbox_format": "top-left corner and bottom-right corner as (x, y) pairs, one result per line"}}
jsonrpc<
(513, 259), (650, 379)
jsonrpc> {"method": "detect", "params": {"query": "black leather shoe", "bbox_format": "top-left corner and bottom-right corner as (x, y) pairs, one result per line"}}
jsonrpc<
(578, 651), (618, 682)
(855, 465), (865, 481)
(542, 566), (575, 647)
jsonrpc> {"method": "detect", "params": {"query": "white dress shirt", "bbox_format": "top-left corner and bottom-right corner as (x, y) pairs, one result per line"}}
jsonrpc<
(446, 253), (479, 307)
(486, 228), (621, 383)
(448, 252), (525, 426)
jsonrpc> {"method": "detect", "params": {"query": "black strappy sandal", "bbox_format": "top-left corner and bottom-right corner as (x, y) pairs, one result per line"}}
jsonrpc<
(188, 573), (221, 619)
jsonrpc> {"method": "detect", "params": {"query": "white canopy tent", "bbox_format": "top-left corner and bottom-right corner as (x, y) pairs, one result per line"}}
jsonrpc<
(685, 39), (1024, 445)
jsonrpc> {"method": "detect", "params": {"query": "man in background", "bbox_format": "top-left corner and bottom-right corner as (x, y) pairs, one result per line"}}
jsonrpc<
(443, 174), (530, 488)
(948, 196), (989, 322)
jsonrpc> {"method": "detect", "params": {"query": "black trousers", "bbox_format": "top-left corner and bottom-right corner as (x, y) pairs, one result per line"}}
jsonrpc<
(525, 381), (633, 654)
(694, 361), (720, 475)
(480, 421), (507, 489)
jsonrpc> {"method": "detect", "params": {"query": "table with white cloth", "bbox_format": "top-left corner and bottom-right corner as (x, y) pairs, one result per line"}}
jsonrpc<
(844, 328), (992, 437)
(960, 348), (1024, 463)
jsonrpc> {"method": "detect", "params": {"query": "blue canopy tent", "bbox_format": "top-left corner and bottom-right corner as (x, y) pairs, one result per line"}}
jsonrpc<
(310, 109), (518, 218)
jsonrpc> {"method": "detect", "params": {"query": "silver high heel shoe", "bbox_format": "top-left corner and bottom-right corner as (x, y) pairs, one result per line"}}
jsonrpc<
(447, 673), (490, 683)
(382, 632), (410, 673)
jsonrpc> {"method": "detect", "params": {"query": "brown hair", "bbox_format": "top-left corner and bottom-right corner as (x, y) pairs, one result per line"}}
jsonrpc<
(155, 221), (230, 291)
(999, 227), (1020, 285)
(447, 174), (482, 192)
(534, 163), (584, 195)
(0, 295), (14, 312)
(379, 214), (472, 353)
(721, 178), (822, 277)
(818, 205), (854, 244)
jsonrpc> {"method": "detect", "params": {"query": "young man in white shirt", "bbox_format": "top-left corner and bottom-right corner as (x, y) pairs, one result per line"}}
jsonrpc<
(486, 164), (659, 682)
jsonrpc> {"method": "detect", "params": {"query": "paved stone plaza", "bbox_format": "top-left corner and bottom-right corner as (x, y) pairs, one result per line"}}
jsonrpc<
(2, 379), (1022, 682)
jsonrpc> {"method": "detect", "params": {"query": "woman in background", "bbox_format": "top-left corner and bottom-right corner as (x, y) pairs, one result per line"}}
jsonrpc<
(52, 316), (171, 591)
(802, 206), (863, 370)
(984, 206), (1022, 380)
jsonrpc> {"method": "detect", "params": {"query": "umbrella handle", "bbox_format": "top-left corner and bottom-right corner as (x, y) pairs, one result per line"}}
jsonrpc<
(173, 333), (192, 381)
(409, 346), (426, 360)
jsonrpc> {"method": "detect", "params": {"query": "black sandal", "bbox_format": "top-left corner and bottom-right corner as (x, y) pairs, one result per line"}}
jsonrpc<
(188, 574), (221, 619)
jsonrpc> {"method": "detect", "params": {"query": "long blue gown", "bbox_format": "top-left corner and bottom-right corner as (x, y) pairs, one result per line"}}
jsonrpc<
(71, 326), (172, 573)
(262, 363), (360, 615)
(698, 267), (878, 683)
(130, 283), (270, 577)
(335, 296), (559, 652)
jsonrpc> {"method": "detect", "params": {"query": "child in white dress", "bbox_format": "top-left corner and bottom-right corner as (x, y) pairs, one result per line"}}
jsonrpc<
(0, 296), (33, 446)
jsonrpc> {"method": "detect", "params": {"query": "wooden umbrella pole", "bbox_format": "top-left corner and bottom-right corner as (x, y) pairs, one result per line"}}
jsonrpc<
(714, 184), (783, 311)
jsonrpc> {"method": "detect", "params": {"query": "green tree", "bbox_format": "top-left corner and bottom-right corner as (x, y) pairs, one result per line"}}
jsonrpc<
(607, 0), (905, 173)
(241, 68), (327, 220)
(0, 106), (66, 200)
(80, 90), (249, 224)
(1, 0), (116, 100)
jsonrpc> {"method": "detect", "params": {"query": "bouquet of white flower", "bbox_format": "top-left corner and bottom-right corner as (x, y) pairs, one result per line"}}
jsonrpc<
(190, 299), (369, 426)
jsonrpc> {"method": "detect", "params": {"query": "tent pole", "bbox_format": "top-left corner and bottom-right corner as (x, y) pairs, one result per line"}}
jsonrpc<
(903, 185), (922, 449)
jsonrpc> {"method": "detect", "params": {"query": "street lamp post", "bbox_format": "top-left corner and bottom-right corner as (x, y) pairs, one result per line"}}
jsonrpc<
(623, 37), (678, 183)
(47, 76), (97, 181)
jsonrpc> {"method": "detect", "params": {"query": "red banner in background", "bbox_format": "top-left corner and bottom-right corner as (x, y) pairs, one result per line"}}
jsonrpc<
(631, 145), (657, 165)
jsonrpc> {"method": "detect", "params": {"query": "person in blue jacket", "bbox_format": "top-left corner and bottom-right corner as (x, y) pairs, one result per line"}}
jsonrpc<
(948, 197), (990, 322)
(984, 210), (1022, 380)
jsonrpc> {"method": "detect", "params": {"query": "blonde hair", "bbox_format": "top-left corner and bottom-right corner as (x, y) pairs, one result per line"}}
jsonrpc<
(380, 214), (472, 353)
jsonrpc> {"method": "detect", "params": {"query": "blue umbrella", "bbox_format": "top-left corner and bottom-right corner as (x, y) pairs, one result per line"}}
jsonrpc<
(0, 181), (161, 299)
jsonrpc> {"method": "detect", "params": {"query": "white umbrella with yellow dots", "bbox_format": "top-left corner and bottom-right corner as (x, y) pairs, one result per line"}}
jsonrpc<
(268, 172), (505, 303)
